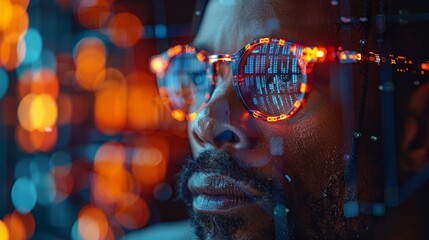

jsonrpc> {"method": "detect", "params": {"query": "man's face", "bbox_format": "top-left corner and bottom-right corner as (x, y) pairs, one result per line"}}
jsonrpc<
(178, 0), (374, 239)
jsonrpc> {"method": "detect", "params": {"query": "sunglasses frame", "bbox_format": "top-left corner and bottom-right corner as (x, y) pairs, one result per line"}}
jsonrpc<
(151, 37), (324, 122)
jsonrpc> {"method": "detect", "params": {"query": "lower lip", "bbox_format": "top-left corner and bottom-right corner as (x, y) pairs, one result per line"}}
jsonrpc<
(193, 194), (253, 213)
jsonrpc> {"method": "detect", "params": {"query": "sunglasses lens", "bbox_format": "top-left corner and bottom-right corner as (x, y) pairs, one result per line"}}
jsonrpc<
(158, 51), (210, 117)
(237, 41), (308, 120)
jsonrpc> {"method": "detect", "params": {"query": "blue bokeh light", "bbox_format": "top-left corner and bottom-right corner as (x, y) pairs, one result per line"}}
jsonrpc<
(11, 177), (38, 214)
(0, 68), (8, 99)
(22, 28), (43, 65)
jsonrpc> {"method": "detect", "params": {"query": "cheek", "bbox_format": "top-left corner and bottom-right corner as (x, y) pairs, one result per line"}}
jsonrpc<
(285, 104), (345, 193)
(257, 90), (345, 193)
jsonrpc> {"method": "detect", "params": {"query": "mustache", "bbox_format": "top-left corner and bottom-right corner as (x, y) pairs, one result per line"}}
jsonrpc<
(177, 150), (274, 207)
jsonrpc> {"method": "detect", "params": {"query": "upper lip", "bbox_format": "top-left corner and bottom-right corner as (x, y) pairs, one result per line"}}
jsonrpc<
(188, 172), (264, 199)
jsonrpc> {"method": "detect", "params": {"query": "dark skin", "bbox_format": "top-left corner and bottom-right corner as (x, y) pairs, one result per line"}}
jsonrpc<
(132, 0), (429, 239)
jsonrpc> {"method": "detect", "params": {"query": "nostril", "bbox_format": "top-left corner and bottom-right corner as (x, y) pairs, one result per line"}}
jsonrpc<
(214, 130), (240, 147)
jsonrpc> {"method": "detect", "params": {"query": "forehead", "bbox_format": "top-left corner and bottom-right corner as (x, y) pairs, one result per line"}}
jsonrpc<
(193, 0), (339, 53)
(192, 0), (279, 53)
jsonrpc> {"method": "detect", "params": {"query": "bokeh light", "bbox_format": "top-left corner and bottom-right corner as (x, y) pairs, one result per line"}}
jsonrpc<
(0, 68), (8, 98)
(21, 28), (43, 64)
(94, 69), (127, 133)
(132, 136), (169, 189)
(17, 68), (59, 99)
(17, 93), (58, 132)
(127, 72), (160, 129)
(1, 1), (197, 239)
(0, 220), (9, 240)
(52, 166), (74, 202)
(0, 35), (26, 70)
(3, 211), (35, 240)
(153, 182), (173, 201)
(74, 37), (107, 90)
(77, 0), (111, 29)
(114, 196), (150, 229)
(10, 0), (30, 9)
(0, 0), (14, 31)
(108, 12), (143, 48)
(78, 205), (109, 240)
(3, 4), (28, 42)
(11, 177), (37, 213)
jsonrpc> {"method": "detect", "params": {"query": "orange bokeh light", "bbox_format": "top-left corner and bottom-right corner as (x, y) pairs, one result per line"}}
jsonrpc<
(108, 12), (142, 48)
(17, 69), (60, 99)
(15, 125), (58, 153)
(77, 0), (111, 29)
(10, 0), (30, 8)
(92, 169), (135, 207)
(0, 220), (9, 240)
(132, 136), (169, 188)
(17, 93), (58, 132)
(0, 36), (25, 70)
(3, 4), (28, 42)
(94, 71), (127, 133)
(171, 109), (186, 122)
(15, 125), (37, 153)
(3, 211), (35, 240)
(75, 37), (107, 90)
(94, 142), (126, 176)
(115, 196), (150, 229)
(30, 126), (58, 152)
(127, 72), (159, 130)
(150, 56), (164, 74)
(78, 205), (109, 240)
(0, 0), (13, 31)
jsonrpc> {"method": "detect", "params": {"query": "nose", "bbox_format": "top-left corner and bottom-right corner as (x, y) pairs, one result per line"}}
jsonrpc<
(188, 64), (252, 152)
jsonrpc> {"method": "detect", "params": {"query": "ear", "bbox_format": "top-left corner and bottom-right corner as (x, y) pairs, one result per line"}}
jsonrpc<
(400, 82), (429, 171)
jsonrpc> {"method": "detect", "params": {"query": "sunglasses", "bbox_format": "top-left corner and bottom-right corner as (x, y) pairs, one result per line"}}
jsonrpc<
(150, 37), (427, 122)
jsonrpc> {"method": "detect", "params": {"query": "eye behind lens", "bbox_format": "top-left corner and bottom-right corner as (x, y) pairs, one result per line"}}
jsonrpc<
(156, 48), (213, 120)
(236, 40), (309, 121)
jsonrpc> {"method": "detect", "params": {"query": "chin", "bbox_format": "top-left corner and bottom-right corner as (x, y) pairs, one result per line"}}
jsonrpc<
(191, 209), (275, 240)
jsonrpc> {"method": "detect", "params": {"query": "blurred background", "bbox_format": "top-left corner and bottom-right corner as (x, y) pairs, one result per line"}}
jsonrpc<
(0, 0), (198, 239)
